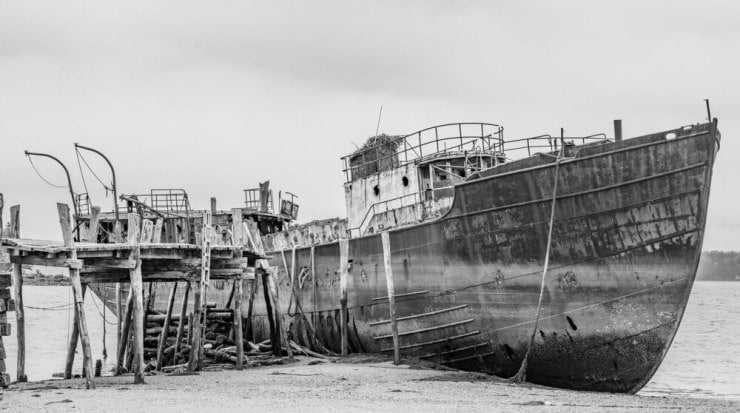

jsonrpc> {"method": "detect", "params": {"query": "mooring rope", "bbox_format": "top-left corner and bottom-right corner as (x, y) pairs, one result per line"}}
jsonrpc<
(510, 146), (564, 383)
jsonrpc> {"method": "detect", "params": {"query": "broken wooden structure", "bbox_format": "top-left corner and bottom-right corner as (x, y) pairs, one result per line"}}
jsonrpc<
(0, 202), (283, 388)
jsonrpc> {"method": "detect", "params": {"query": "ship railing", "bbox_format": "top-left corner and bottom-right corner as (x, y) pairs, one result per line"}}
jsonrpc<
(499, 133), (609, 161)
(117, 188), (192, 217)
(341, 122), (505, 182)
(348, 192), (423, 237)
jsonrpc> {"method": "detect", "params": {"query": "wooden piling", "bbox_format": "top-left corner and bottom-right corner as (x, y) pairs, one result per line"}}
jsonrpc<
(64, 284), (88, 379)
(381, 232), (400, 365)
(58, 203), (95, 389)
(188, 212), (212, 372)
(339, 239), (349, 357)
(116, 282), (122, 364)
(127, 212), (145, 384)
(173, 282), (190, 365)
(9, 205), (26, 382)
(116, 290), (133, 375)
(12, 263), (25, 382)
(234, 270), (245, 369)
(156, 283), (178, 370)
(264, 267), (292, 360)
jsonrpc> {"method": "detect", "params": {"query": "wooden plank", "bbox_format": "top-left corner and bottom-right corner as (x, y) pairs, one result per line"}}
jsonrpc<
(152, 218), (164, 244)
(381, 232), (400, 365)
(173, 282), (191, 365)
(339, 239), (349, 357)
(140, 219), (154, 243)
(156, 283), (178, 370)
(85, 206), (101, 242)
(58, 203), (95, 389)
(12, 263), (26, 382)
(127, 213), (145, 384)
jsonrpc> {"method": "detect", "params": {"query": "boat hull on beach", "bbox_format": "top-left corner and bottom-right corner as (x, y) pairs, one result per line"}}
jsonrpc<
(257, 120), (719, 393)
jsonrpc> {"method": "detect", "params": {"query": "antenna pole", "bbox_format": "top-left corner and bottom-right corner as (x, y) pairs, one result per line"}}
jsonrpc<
(375, 105), (383, 136)
(24, 151), (79, 234)
(74, 143), (119, 222)
(703, 99), (712, 122)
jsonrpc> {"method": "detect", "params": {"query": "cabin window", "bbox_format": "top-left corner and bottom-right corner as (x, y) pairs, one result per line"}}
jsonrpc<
(373, 185), (380, 196)
(402, 176), (409, 187)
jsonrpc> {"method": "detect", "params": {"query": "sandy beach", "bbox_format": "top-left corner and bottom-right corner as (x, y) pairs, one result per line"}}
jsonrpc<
(1, 357), (738, 412)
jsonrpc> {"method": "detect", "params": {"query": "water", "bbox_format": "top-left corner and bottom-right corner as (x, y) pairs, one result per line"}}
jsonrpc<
(3, 286), (119, 379)
(640, 281), (740, 400)
(2, 283), (739, 399)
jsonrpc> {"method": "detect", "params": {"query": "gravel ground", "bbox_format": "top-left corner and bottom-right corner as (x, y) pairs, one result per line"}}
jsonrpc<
(1, 357), (738, 412)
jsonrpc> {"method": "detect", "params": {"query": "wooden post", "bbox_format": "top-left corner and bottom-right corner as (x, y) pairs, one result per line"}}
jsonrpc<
(152, 218), (164, 244)
(339, 239), (349, 357)
(127, 212), (145, 384)
(264, 267), (293, 360)
(12, 263), (26, 382)
(260, 271), (279, 354)
(58, 203), (95, 389)
(188, 278), (203, 371)
(9, 205), (26, 382)
(84, 206), (100, 242)
(64, 284), (88, 379)
(116, 290), (134, 375)
(381, 232), (400, 365)
(245, 276), (257, 343)
(173, 282), (191, 365)
(189, 212), (212, 372)
(234, 269), (245, 369)
(156, 283), (178, 370)
(116, 282), (122, 368)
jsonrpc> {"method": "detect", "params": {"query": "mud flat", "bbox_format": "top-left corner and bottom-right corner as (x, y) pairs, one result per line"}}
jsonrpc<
(1, 357), (737, 412)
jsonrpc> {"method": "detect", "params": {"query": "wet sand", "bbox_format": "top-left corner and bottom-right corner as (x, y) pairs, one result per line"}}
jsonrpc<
(2, 357), (738, 412)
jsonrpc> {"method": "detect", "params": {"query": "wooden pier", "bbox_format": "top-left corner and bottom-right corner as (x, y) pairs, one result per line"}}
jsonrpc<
(0, 201), (268, 388)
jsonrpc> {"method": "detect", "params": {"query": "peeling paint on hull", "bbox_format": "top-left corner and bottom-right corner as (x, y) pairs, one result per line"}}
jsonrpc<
(261, 121), (719, 393)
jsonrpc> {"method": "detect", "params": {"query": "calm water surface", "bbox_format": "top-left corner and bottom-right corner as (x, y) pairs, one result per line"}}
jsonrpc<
(3, 282), (739, 399)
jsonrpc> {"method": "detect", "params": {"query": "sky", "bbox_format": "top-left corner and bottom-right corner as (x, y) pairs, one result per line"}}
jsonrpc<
(1, 1), (739, 250)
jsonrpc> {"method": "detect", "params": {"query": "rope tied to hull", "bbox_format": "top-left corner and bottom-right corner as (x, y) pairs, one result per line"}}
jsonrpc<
(510, 146), (565, 383)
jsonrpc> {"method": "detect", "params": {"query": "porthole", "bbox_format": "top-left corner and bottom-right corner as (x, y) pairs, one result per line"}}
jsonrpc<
(373, 185), (380, 196)
(402, 176), (409, 187)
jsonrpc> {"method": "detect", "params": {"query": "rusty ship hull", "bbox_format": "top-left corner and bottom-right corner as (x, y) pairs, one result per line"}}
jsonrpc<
(253, 121), (719, 393)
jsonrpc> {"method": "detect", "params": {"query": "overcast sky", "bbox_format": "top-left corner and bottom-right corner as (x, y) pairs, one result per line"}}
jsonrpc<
(1, 1), (738, 250)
